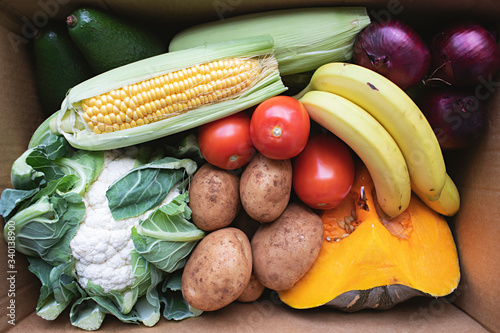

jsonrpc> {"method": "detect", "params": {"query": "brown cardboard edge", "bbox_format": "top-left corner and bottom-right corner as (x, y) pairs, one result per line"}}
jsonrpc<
(103, 0), (500, 26)
(444, 69), (500, 333)
(0, 23), (43, 333)
(6, 297), (490, 332)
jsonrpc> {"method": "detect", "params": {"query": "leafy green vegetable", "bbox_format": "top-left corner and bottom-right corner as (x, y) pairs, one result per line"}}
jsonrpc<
(25, 147), (66, 181)
(70, 252), (166, 330)
(6, 191), (84, 266)
(132, 192), (205, 272)
(0, 188), (37, 218)
(106, 157), (197, 220)
(70, 298), (106, 331)
(28, 111), (60, 149)
(12, 133), (70, 190)
(1, 133), (98, 220)
(161, 270), (203, 320)
(10, 149), (46, 190)
(132, 250), (163, 325)
(162, 132), (204, 164)
(56, 150), (104, 195)
(28, 257), (85, 320)
(1, 128), (204, 330)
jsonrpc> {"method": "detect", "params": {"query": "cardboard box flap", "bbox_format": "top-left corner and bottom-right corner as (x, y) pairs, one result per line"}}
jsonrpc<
(445, 72), (500, 333)
(7, 297), (491, 332)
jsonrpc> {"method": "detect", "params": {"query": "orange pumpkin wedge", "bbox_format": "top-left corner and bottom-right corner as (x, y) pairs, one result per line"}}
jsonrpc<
(278, 163), (460, 311)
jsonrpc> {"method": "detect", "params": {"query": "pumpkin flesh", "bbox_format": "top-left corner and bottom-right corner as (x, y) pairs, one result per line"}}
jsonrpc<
(278, 164), (460, 310)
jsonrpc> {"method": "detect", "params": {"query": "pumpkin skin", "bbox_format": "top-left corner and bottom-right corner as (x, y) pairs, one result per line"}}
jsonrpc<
(278, 163), (460, 311)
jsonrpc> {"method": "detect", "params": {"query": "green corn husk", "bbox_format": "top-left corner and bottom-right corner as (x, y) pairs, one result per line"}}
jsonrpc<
(168, 7), (371, 76)
(49, 35), (286, 151)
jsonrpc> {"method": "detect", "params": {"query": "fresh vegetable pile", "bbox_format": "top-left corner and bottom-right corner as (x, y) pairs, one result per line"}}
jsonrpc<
(0, 127), (205, 330)
(1, 4), (499, 331)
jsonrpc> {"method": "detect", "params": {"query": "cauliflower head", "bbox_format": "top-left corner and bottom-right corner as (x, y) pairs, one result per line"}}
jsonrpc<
(70, 148), (180, 293)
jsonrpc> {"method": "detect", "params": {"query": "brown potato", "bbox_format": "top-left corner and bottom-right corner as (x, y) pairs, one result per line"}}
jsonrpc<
(181, 227), (252, 311)
(239, 153), (292, 223)
(236, 272), (265, 302)
(251, 202), (324, 291)
(188, 163), (240, 231)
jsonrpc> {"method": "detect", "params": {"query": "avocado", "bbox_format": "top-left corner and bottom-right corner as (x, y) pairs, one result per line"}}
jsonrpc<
(66, 7), (167, 74)
(33, 21), (94, 115)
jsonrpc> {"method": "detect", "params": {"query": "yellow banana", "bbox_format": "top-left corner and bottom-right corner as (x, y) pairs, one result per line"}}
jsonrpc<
(296, 62), (446, 201)
(300, 90), (411, 218)
(412, 173), (460, 216)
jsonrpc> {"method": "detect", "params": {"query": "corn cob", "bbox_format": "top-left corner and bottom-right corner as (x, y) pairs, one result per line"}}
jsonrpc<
(50, 35), (286, 150)
(81, 57), (261, 134)
(168, 7), (371, 75)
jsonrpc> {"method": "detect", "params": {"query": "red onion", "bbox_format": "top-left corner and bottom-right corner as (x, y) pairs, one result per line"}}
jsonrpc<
(418, 87), (486, 150)
(428, 21), (500, 86)
(352, 19), (430, 90)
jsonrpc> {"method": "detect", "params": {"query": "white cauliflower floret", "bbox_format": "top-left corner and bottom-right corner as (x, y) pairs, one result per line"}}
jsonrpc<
(70, 148), (179, 293)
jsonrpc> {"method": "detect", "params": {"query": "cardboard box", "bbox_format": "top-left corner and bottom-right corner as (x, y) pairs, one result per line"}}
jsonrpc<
(0, 1), (499, 332)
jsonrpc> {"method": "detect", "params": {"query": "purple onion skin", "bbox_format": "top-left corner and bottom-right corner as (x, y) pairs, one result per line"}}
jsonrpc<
(352, 19), (431, 90)
(418, 88), (485, 150)
(429, 21), (500, 86)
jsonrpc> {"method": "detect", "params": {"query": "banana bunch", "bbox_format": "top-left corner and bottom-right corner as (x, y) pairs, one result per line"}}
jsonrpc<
(295, 62), (460, 218)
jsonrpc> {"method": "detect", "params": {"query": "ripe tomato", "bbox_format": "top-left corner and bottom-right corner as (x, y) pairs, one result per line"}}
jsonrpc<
(293, 132), (355, 210)
(198, 112), (255, 170)
(250, 96), (310, 160)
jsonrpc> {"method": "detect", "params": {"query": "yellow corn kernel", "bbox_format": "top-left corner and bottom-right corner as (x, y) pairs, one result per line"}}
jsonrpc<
(80, 57), (261, 134)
